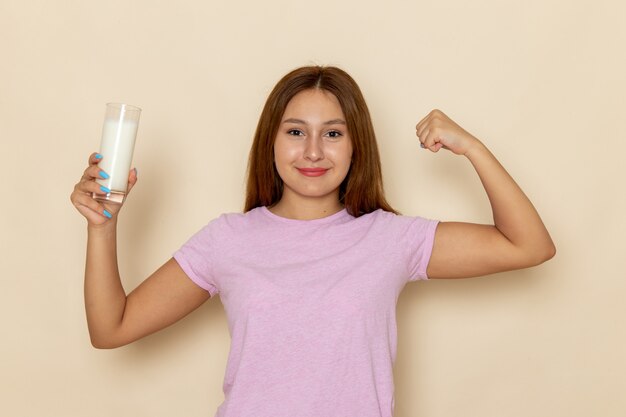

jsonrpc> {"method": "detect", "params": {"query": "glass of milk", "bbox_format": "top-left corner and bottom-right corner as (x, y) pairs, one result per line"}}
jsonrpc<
(92, 103), (141, 204)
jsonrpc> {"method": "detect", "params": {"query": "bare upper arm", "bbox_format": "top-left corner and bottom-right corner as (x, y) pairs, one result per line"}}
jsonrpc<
(426, 222), (541, 279)
(113, 257), (211, 347)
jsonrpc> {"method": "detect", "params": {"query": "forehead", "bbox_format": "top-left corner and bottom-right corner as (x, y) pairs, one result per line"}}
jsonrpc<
(283, 89), (344, 119)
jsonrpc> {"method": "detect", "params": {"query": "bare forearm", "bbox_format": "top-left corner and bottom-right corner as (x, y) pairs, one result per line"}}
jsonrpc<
(465, 141), (555, 262)
(84, 221), (127, 347)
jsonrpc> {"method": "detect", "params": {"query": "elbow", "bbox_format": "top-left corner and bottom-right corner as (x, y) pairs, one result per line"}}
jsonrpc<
(526, 241), (556, 267)
(90, 337), (118, 350)
(545, 242), (557, 262)
(89, 332), (126, 350)
(540, 238), (557, 263)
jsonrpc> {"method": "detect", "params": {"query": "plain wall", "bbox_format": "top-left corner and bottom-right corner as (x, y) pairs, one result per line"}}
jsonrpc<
(1, 0), (624, 416)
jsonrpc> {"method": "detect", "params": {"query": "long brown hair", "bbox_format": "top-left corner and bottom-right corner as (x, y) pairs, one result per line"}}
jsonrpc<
(244, 65), (398, 217)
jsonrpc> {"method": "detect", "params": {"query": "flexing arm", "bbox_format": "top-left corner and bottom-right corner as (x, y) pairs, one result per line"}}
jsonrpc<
(415, 110), (556, 279)
(72, 153), (210, 348)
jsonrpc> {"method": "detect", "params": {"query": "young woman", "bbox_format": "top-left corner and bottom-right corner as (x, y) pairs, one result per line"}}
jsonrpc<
(70, 66), (555, 417)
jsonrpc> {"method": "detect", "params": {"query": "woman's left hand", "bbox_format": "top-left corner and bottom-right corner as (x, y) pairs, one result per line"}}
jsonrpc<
(415, 109), (481, 155)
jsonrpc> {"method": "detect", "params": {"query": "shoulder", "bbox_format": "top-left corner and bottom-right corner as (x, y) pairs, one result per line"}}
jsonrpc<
(362, 210), (440, 244)
(358, 208), (436, 227)
(202, 207), (260, 228)
(196, 207), (267, 235)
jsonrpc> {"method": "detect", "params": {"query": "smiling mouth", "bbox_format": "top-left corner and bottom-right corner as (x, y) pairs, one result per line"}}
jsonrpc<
(297, 168), (329, 177)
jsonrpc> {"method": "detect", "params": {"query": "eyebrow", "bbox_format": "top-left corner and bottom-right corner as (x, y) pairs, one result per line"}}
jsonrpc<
(282, 118), (346, 125)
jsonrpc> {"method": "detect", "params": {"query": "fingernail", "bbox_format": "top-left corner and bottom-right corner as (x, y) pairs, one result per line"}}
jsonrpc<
(95, 153), (103, 159)
(134, 167), (138, 177)
(100, 185), (111, 193)
(99, 171), (110, 179)
(420, 143), (425, 149)
(103, 210), (112, 219)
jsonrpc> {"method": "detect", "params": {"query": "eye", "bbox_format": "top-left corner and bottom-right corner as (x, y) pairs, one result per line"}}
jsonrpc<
(287, 129), (304, 136)
(325, 130), (343, 139)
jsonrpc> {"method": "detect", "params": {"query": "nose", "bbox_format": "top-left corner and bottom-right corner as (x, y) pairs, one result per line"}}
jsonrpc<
(303, 135), (324, 162)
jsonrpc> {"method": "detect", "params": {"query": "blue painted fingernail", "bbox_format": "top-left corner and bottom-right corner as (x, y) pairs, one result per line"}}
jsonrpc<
(100, 185), (111, 193)
(103, 210), (112, 219)
(134, 167), (138, 177)
(99, 171), (110, 179)
(420, 143), (425, 149)
(95, 153), (103, 159)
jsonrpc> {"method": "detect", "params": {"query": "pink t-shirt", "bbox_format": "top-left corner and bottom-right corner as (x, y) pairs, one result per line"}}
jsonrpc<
(174, 206), (439, 417)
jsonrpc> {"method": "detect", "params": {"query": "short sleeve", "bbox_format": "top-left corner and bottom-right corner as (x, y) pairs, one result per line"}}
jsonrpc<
(173, 219), (221, 297)
(400, 215), (440, 281)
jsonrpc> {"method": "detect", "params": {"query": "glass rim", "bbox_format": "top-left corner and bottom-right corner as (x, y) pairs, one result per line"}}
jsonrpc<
(106, 102), (142, 112)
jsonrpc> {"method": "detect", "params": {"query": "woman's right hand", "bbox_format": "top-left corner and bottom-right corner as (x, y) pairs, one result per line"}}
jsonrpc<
(70, 152), (138, 226)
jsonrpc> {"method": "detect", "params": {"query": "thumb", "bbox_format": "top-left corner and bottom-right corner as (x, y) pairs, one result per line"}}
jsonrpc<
(126, 167), (138, 194)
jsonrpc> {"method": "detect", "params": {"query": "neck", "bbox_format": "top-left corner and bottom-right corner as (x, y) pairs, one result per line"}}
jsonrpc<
(268, 195), (344, 221)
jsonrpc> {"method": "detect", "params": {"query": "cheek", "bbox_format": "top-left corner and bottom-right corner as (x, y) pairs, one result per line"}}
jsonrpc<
(274, 140), (301, 164)
(329, 144), (353, 167)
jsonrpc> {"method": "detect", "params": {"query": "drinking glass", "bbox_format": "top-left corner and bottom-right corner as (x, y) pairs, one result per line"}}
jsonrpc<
(92, 103), (141, 204)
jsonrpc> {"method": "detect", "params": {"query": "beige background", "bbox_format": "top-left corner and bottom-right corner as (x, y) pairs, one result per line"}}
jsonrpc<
(1, 0), (624, 416)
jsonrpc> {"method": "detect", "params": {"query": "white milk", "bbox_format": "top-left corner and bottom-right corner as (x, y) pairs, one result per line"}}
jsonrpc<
(96, 119), (139, 192)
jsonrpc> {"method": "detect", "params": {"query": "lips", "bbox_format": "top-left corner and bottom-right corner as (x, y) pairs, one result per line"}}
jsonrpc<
(297, 168), (329, 177)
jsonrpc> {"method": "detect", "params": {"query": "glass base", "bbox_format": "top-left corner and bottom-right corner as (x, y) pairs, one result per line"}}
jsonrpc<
(92, 190), (125, 204)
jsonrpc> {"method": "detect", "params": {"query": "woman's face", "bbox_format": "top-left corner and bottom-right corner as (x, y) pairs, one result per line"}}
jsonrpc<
(273, 89), (353, 205)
